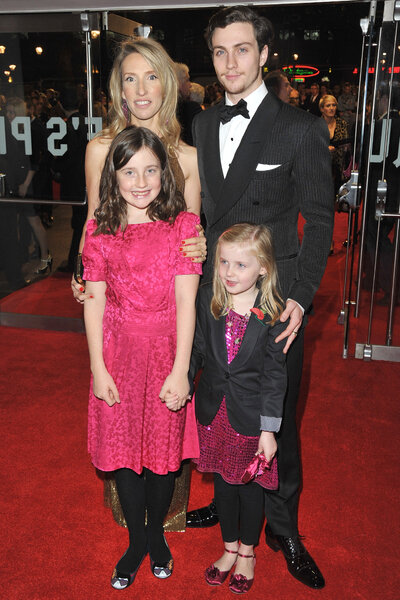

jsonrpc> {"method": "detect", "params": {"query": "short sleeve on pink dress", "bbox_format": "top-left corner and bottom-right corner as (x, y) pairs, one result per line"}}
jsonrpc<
(173, 212), (202, 277)
(82, 219), (107, 281)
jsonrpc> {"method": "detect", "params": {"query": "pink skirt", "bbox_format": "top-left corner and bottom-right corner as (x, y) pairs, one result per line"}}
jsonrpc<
(194, 399), (278, 490)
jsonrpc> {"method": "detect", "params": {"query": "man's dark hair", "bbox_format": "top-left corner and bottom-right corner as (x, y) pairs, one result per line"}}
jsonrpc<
(205, 5), (274, 53)
(264, 70), (287, 96)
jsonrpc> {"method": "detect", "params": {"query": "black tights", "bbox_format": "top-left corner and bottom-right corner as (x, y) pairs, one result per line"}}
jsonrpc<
(214, 473), (264, 546)
(114, 467), (175, 573)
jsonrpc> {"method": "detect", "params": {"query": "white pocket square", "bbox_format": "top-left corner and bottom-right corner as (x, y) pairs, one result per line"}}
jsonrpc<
(256, 163), (281, 171)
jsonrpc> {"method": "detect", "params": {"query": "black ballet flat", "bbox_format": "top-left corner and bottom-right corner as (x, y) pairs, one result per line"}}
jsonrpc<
(110, 549), (147, 590)
(149, 535), (174, 579)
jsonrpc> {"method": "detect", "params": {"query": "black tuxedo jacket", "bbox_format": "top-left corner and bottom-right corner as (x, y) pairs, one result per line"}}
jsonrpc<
(189, 284), (287, 437)
(193, 91), (334, 312)
(303, 93), (322, 116)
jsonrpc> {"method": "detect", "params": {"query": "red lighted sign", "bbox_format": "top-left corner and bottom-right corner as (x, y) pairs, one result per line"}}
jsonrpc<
(353, 66), (400, 74)
(283, 65), (320, 78)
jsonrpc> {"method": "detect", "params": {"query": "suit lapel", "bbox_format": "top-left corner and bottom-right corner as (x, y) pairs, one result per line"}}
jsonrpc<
(200, 104), (224, 208)
(232, 311), (265, 368)
(210, 309), (228, 364)
(211, 93), (282, 227)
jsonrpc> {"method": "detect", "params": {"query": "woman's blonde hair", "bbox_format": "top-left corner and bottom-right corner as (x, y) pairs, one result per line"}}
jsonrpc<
(102, 37), (181, 155)
(319, 94), (337, 110)
(211, 223), (283, 325)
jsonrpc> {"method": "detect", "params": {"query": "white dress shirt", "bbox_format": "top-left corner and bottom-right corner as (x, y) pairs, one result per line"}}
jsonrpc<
(219, 82), (304, 315)
(219, 83), (268, 178)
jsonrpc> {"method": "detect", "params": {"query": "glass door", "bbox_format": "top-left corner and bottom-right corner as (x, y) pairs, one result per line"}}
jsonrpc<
(339, 0), (400, 361)
(0, 12), (120, 330)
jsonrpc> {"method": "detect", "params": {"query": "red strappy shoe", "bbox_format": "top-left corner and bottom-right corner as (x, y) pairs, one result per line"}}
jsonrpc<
(229, 551), (256, 594)
(204, 547), (238, 586)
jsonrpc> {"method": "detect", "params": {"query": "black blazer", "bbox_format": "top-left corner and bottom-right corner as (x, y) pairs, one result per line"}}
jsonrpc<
(193, 90), (334, 312)
(303, 93), (322, 116)
(189, 284), (287, 437)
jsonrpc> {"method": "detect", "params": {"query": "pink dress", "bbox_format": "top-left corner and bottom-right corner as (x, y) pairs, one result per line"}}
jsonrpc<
(82, 212), (201, 475)
(195, 309), (278, 490)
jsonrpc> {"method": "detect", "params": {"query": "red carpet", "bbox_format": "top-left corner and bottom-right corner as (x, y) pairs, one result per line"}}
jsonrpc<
(1, 215), (399, 599)
(0, 272), (83, 319)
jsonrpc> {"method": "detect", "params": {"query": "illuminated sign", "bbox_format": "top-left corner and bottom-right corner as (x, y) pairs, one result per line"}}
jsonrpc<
(283, 64), (320, 78)
(353, 66), (400, 74)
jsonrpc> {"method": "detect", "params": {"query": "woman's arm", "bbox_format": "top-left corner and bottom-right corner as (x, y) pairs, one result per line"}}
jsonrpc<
(159, 273), (200, 410)
(177, 143), (206, 263)
(84, 280), (120, 406)
(72, 137), (110, 301)
(177, 143), (201, 216)
(80, 137), (110, 251)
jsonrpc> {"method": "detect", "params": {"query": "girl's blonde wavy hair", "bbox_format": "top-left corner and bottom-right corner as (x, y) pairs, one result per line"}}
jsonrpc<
(102, 37), (181, 155)
(211, 223), (283, 325)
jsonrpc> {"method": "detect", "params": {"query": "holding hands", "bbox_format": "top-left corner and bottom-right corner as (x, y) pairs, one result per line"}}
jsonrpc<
(159, 370), (191, 412)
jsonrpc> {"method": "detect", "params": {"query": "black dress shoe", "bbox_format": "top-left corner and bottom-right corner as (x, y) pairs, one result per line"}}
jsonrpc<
(186, 500), (219, 528)
(265, 525), (325, 589)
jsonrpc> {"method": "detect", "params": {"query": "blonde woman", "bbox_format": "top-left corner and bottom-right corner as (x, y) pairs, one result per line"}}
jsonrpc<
(319, 94), (349, 193)
(72, 37), (206, 532)
(72, 37), (205, 301)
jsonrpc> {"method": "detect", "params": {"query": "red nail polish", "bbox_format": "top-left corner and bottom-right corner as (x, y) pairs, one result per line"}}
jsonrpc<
(80, 287), (84, 292)
(181, 240), (185, 245)
(183, 252), (187, 256)
(89, 295), (94, 298)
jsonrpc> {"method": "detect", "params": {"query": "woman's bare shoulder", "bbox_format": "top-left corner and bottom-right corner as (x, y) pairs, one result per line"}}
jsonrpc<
(177, 140), (197, 158)
(86, 135), (112, 160)
(176, 142), (198, 176)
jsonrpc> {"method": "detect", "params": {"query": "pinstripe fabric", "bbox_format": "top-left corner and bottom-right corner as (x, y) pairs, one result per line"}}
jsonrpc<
(193, 92), (334, 311)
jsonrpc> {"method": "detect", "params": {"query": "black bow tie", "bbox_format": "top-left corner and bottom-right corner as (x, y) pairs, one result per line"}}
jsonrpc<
(219, 99), (250, 124)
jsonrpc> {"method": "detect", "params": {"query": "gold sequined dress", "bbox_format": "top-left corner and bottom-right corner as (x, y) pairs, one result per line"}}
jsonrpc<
(102, 152), (191, 532)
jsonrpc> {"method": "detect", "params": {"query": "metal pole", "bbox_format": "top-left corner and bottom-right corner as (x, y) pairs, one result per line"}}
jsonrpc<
(81, 13), (94, 141)
(386, 215), (400, 345)
(341, 208), (355, 357)
(355, 22), (382, 318)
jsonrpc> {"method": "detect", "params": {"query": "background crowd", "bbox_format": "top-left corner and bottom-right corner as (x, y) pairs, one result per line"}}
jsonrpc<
(0, 63), (397, 300)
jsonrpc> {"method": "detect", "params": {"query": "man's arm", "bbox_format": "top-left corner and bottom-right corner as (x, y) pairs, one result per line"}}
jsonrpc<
(287, 116), (334, 311)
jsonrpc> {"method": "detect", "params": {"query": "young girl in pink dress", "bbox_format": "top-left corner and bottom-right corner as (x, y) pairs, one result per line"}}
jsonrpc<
(82, 126), (201, 590)
(189, 224), (287, 594)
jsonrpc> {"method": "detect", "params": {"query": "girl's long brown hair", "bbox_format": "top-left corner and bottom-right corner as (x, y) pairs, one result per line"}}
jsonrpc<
(211, 223), (283, 325)
(94, 126), (185, 235)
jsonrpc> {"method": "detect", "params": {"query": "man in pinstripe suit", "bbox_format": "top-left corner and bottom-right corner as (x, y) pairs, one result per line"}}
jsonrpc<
(188, 5), (333, 590)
